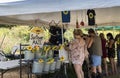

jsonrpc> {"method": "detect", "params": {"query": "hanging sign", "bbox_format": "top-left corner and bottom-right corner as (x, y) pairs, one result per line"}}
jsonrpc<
(30, 27), (44, 46)
(61, 11), (71, 23)
(87, 9), (96, 26)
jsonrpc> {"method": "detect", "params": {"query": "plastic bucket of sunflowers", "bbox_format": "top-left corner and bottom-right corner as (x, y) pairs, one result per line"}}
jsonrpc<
(55, 56), (65, 70)
(43, 58), (53, 72)
(35, 47), (43, 59)
(49, 58), (56, 71)
(24, 45), (40, 60)
(24, 50), (34, 60)
(24, 47), (35, 60)
(32, 58), (44, 74)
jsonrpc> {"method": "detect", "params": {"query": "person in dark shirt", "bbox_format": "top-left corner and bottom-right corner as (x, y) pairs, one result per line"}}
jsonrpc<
(99, 33), (108, 76)
(87, 9), (96, 26)
(115, 32), (120, 66)
(87, 29), (102, 78)
(107, 33), (118, 74)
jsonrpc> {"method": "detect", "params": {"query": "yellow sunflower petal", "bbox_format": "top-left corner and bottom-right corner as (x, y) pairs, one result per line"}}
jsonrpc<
(27, 46), (32, 51)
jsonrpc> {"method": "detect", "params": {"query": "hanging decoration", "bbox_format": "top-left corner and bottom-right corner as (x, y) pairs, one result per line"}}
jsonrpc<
(80, 20), (84, 26)
(61, 11), (71, 23)
(76, 19), (79, 28)
(80, 10), (85, 26)
(76, 11), (79, 28)
(87, 9), (96, 26)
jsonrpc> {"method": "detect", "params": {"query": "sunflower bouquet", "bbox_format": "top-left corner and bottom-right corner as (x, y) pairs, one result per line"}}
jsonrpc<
(27, 45), (40, 53)
(24, 45), (41, 60)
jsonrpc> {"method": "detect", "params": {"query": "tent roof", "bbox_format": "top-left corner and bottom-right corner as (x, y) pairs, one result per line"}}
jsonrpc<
(0, 0), (120, 27)
(0, 0), (120, 16)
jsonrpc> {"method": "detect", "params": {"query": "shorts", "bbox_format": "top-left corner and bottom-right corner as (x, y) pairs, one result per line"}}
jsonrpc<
(91, 55), (101, 66)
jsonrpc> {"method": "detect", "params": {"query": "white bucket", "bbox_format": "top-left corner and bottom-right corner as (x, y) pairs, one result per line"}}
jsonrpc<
(24, 51), (34, 60)
(32, 61), (44, 73)
(43, 62), (50, 72)
(50, 62), (56, 71)
(35, 52), (41, 59)
(56, 60), (61, 70)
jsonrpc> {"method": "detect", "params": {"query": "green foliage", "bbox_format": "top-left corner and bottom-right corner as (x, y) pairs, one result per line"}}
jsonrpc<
(0, 24), (16, 29)
(0, 26), (30, 54)
(0, 26), (51, 54)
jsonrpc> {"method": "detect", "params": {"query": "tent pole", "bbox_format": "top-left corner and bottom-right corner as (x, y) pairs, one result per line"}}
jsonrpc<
(0, 34), (6, 49)
(61, 25), (64, 44)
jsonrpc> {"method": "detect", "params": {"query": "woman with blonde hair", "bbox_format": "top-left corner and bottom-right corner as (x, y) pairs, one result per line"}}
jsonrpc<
(67, 29), (88, 78)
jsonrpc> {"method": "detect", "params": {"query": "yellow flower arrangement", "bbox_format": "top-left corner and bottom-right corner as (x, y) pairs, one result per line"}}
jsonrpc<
(38, 59), (44, 63)
(27, 45), (40, 53)
(43, 46), (51, 52)
(60, 56), (65, 62)
(46, 58), (54, 64)
(42, 45), (65, 52)
(52, 46), (59, 50)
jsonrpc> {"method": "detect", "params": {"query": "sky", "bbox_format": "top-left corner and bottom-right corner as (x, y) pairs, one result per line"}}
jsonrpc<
(0, 0), (24, 3)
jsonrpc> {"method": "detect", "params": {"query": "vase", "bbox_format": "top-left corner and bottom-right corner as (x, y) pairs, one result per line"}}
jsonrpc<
(35, 52), (41, 59)
(43, 62), (50, 72)
(55, 60), (61, 70)
(32, 61), (44, 74)
(24, 50), (34, 60)
(59, 49), (69, 63)
(50, 62), (56, 71)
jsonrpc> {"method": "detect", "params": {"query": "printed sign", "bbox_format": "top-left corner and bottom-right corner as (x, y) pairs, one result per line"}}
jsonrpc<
(30, 27), (44, 46)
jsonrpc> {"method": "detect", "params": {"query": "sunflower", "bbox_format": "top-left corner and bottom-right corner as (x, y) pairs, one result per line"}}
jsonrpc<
(27, 46), (33, 51)
(60, 56), (65, 61)
(38, 59), (44, 63)
(34, 45), (39, 51)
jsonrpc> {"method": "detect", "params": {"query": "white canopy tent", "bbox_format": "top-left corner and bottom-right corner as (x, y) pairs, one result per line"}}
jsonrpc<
(0, 0), (120, 27)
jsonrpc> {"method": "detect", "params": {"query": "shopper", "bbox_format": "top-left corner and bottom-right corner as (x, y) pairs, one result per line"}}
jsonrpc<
(115, 32), (120, 66)
(106, 33), (118, 74)
(99, 33), (108, 76)
(87, 29), (102, 78)
(68, 29), (87, 78)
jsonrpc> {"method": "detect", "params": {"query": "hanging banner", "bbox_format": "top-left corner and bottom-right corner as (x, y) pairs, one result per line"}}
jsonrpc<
(30, 27), (44, 46)
(87, 9), (96, 26)
(61, 11), (71, 23)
